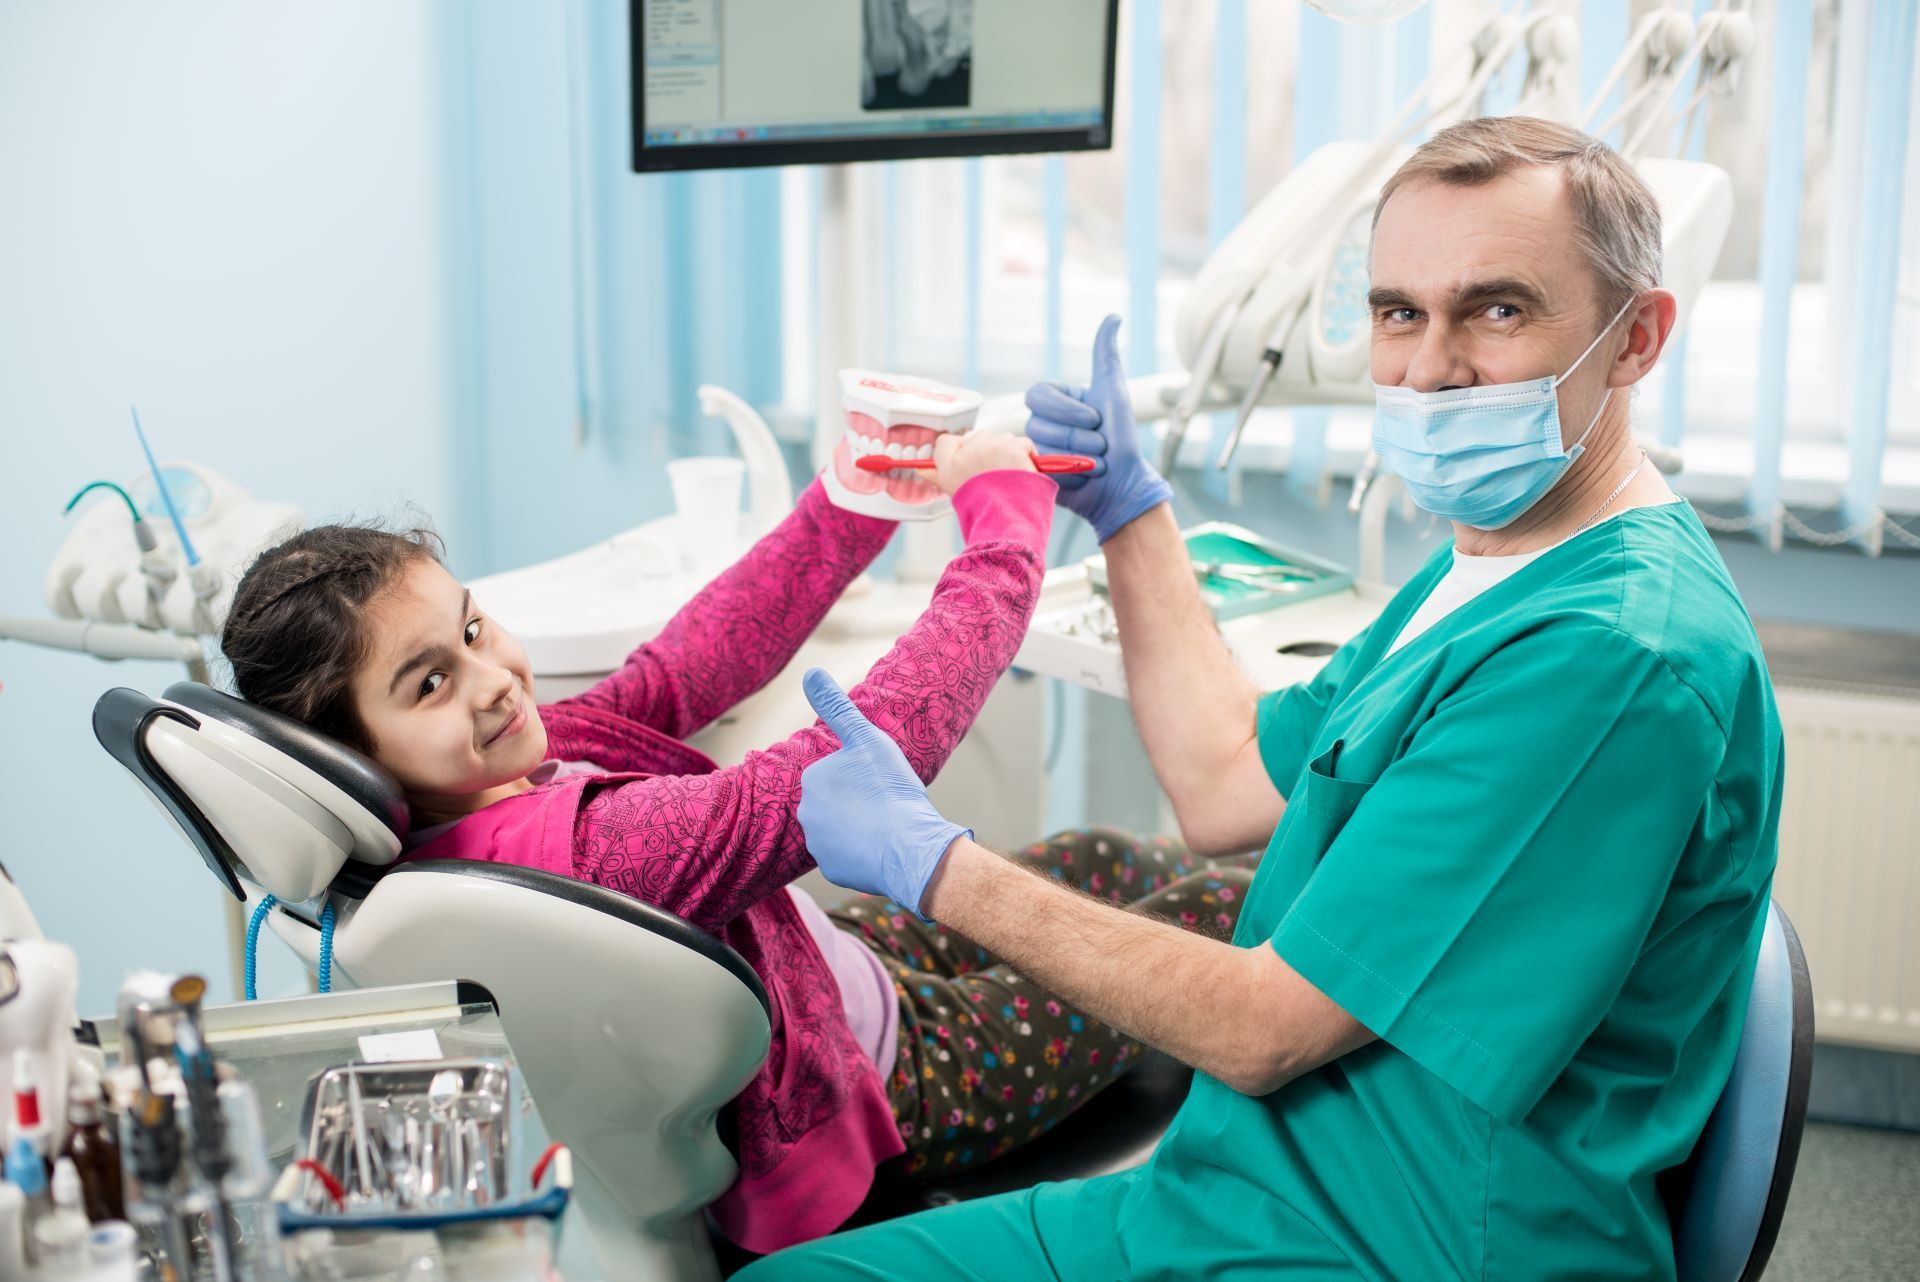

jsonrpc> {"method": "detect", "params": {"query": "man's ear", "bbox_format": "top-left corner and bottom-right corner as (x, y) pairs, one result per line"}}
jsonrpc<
(1611, 290), (1679, 389)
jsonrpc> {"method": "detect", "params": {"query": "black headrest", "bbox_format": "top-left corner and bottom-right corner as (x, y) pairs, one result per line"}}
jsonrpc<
(94, 682), (413, 901)
(158, 682), (410, 838)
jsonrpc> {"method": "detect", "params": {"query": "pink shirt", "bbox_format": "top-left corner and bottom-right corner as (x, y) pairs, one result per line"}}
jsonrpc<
(400, 473), (1055, 1251)
(415, 769), (901, 1072)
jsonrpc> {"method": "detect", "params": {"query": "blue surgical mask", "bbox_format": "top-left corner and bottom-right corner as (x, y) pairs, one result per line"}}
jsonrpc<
(1371, 299), (1634, 530)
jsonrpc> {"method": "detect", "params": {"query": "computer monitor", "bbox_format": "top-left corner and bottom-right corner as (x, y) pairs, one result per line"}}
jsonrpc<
(632, 0), (1119, 172)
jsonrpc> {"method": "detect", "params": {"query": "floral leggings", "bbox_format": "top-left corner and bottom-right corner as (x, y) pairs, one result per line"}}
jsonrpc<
(826, 827), (1258, 1182)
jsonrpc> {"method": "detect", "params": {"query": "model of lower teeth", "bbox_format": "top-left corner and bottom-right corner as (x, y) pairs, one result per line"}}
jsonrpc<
(822, 369), (984, 522)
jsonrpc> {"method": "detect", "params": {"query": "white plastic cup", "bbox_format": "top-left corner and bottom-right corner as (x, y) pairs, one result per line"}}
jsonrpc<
(667, 457), (746, 571)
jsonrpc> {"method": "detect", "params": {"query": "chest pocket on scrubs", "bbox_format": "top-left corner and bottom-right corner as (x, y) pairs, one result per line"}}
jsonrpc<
(1237, 740), (1376, 948)
(1300, 739), (1374, 824)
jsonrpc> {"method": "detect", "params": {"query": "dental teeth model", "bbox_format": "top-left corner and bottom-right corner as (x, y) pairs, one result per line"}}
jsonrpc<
(822, 370), (984, 522)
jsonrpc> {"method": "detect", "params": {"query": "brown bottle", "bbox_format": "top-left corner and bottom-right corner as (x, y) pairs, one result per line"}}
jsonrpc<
(60, 1075), (124, 1223)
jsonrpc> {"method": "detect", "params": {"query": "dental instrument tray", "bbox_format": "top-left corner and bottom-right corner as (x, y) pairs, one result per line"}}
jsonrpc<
(1086, 522), (1353, 622)
(281, 1057), (566, 1231)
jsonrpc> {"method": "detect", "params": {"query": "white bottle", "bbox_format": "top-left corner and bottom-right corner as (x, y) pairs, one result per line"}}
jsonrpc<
(29, 1159), (87, 1273)
(85, 1220), (139, 1282)
(0, 1180), (25, 1282)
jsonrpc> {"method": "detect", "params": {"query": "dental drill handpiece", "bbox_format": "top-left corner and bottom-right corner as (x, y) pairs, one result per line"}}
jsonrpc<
(118, 979), (194, 1282)
(1214, 348), (1285, 473)
(171, 976), (241, 1282)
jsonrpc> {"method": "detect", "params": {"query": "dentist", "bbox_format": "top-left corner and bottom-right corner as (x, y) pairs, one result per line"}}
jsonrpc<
(749, 117), (1783, 1281)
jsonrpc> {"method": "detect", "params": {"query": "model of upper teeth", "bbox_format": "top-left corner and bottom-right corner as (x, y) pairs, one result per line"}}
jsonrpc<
(821, 370), (984, 522)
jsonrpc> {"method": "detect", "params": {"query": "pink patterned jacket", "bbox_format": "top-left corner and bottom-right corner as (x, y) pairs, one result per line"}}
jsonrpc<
(402, 473), (1055, 1252)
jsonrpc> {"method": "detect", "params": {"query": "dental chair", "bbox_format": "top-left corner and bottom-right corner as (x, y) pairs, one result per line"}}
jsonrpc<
(1670, 900), (1814, 1282)
(92, 681), (772, 1282)
(95, 681), (1195, 1272)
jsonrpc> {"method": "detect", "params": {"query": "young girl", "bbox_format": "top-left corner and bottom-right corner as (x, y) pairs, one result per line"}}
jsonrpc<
(220, 437), (1252, 1252)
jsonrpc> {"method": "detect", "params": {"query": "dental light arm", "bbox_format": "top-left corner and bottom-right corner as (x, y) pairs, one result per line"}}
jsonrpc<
(1616, 6), (1757, 158)
(1582, 8), (1701, 141)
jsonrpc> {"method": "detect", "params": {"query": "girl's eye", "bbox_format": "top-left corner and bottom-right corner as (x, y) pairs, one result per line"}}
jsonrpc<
(465, 618), (482, 645)
(419, 672), (445, 700)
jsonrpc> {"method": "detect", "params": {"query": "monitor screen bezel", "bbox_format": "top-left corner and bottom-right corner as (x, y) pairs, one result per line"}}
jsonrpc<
(629, 0), (1121, 174)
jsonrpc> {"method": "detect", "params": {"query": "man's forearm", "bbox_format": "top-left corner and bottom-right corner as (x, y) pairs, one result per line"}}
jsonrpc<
(921, 836), (1328, 1095)
(1102, 505), (1264, 820)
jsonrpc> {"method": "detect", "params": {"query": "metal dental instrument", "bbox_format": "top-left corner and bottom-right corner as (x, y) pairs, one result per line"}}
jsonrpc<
(1196, 560), (1315, 585)
(129, 407), (201, 568)
(345, 1067), (376, 1209)
(1160, 309), (1238, 475)
(1214, 348), (1284, 473)
(428, 1069), (464, 1211)
(169, 975), (240, 1281)
(1199, 568), (1306, 593)
(117, 975), (195, 1282)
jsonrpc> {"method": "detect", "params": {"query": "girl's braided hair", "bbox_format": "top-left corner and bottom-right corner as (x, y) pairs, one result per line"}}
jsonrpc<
(221, 523), (444, 753)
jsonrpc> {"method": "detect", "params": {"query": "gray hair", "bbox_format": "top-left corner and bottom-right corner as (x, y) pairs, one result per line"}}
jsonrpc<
(1372, 116), (1663, 317)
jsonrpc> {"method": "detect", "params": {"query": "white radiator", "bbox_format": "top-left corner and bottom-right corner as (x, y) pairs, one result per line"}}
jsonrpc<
(1770, 678), (1920, 1052)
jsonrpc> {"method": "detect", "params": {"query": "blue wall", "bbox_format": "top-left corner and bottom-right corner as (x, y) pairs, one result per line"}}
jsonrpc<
(0, 5), (469, 1013)
(450, 1), (787, 577)
(0, 0), (791, 1015)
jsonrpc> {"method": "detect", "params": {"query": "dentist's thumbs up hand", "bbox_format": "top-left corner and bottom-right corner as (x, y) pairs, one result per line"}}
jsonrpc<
(1024, 314), (1173, 543)
(797, 669), (970, 920)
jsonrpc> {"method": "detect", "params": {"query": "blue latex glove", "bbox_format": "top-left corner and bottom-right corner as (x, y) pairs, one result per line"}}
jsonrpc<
(797, 668), (970, 920)
(1024, 313), (1174, 543)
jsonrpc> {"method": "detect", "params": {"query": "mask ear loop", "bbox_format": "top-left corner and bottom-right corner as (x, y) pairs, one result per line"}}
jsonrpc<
(1553, 295), (1639, 455)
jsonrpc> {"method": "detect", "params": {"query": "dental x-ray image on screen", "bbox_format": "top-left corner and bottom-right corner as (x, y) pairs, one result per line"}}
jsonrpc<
(863, 0), (973, 110)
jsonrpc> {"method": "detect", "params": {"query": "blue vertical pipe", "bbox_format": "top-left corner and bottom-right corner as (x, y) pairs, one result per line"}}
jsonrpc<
(1654, 0), (1716, 452)
(433, 0), (490, 571)
(1579, 0), (1631, 133)
(1288, 7), (1342, 500)
(964, 158), (983, 389)
(1201, 0), (1250, 498)
(1841, 0), (1917, 550)
(807, 165), (824, 422)
(737, 170), (782, 407)
(562, 0), (601, 452)
(660, 172), (698, 451)
(883, 162), (901, 371)
(1746, 3), (1814, 532)
(1124, 0), (1163, 376)
(1393, 1), (1432, 123)
(1044, 156), (1067, 380)
(1207, 0), (1249, 250)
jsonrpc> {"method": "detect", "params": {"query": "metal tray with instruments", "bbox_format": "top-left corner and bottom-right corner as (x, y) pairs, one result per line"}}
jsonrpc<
(1086, 521), (1354, 622)
(282, 1058), (565, 1231)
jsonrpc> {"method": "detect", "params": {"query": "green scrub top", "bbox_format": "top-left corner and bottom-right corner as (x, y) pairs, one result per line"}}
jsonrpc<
(1038, 503), (1783, 1281)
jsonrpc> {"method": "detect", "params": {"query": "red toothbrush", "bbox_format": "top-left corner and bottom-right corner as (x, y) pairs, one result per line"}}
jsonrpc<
(856, 454), (1096, 475)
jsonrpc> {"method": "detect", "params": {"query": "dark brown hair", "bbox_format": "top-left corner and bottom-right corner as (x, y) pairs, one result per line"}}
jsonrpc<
(221, 523), (445, 753)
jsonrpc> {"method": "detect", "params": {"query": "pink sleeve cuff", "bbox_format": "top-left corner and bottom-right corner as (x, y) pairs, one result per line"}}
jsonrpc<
(952, 469), (1056, 554)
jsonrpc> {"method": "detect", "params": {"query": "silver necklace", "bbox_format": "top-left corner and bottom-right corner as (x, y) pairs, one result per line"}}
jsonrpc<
(1575, 449), (1649, 534)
